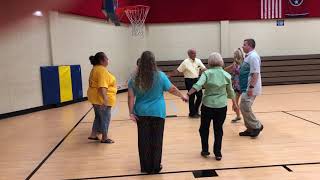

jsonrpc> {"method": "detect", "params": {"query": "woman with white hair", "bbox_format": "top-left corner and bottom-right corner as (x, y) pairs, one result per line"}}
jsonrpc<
(187, 52), (238, 161)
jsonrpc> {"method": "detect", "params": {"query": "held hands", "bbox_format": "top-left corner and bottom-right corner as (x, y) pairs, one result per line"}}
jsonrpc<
(129, 114), (138, 123)
(181, 94), (189, 102)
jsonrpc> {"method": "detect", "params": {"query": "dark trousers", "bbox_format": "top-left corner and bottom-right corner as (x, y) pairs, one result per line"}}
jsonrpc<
(185, 78), (203, 116)
(137, 116), (165, 173)
(199, 105), (227, 157)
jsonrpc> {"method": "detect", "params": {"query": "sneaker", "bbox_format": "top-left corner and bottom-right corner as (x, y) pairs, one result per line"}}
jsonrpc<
(231, 117), (241, 123)
(201, 151), (210, 157)
(215, 156), (222, 161)
(239, 130), (253, 136)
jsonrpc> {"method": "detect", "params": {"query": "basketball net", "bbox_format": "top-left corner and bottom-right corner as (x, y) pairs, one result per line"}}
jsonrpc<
(124, 5), (150, 37)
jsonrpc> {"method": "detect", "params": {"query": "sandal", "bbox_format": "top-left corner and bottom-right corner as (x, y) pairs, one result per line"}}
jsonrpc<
(88, 137), (99, 140)
(101, 139), (114, 144)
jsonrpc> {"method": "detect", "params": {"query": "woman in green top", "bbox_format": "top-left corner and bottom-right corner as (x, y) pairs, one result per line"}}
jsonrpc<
(187, 52), (239, 161)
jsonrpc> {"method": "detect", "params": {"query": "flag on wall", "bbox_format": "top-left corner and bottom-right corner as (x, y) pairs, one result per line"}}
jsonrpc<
(41, 65), (83, 106)
(285, 0), (309, 17)
(261, 0), (283, 19)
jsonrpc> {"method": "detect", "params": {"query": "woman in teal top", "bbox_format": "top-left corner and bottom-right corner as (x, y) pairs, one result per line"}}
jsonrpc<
(187, 52), (238, 161)
(128, 51), (187, 174)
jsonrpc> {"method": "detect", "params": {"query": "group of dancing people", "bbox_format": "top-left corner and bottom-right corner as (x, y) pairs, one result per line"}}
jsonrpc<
(86, 38), (264, 174)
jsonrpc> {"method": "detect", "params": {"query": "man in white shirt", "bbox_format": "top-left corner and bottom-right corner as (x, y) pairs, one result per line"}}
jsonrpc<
(239, 39), (263, 138)
(169, 49), (207, 118)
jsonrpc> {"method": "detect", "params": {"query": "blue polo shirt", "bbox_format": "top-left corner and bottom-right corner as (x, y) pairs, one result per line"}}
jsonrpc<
(128, 71), (172, 119)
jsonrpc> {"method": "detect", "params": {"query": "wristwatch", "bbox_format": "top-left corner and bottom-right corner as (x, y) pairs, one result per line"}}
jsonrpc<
(249, 85), (254, 89)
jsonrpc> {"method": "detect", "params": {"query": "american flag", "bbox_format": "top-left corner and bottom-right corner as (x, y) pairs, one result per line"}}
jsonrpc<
(261, 0), (283, 19)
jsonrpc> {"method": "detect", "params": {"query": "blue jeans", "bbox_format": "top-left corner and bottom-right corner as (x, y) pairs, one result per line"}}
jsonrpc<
(92, 105), (111, 134)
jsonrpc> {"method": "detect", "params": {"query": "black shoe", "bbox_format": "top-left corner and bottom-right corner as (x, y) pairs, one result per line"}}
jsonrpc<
(201, 151), (210, 157)
(239, 130), (253, 136)
(251, 125), (264, 138)
(151, 165), (163, 174)
(231, 117), (241, 123)
(215, 156), (222, 161)
(189, 114), (200, 118)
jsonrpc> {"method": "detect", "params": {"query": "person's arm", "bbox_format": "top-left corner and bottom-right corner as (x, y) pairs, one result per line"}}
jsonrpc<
(127, 79), (137, 122)
(127, 87), (137, 122)
(199, 60), (207, 72)
(224, 63), (235, 73)
(96, 70), (109, 106)
(226, 78), (238, 112)
(168, 61), (185, 77)
(247, 57), (260, 96)
(99, 88), (108, 106)
(249, 73), (259, 87)
(187, 73), (206, 96)
(168, 85), (188, 102)
(187, 88), (197, 96)
(167, 69), (182, 77)
(247, 73), (258, 96)
(128, 88), (135, 115)
(161, 71), (188, 101)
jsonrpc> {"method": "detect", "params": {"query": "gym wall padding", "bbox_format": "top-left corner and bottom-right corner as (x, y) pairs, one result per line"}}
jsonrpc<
(40, 66), (60, 106)
(58, 66), (73, 103)
(70, 65), (83, 100)
(40, 65), (83, 106)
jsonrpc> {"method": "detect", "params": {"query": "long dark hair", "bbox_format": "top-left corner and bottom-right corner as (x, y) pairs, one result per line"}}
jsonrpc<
(89, 52), (106, 65)
(134, 51), (158, 91)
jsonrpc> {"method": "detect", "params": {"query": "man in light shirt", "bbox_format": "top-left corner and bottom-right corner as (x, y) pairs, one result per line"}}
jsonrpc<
(239, 39), (264, 138)
(169, 49), (207, 118)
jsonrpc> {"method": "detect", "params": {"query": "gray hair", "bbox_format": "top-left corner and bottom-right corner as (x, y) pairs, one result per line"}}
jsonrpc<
(208, 52), (224, 67)
(187, 49), (196, 54)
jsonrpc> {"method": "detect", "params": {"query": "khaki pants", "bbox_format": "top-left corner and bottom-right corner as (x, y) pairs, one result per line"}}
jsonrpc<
(240, 93), (262, 131)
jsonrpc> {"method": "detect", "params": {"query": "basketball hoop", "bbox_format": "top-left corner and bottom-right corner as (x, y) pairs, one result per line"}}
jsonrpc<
(124, 5), (150, 37)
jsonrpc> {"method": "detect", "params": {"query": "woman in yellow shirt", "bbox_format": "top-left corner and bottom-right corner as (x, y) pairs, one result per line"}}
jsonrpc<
(87, 52), (117, 143)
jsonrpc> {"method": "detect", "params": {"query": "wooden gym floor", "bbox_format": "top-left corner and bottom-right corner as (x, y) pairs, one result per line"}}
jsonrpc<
(1, 84), (320, 180)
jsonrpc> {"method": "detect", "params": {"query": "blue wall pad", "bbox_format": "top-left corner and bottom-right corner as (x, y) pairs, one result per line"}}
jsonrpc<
(70, 65), (83, 100)
(40, 66), (60, 105)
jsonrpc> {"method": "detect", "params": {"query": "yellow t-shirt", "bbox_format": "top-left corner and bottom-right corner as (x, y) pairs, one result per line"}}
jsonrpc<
(87, 65), (117, 107)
